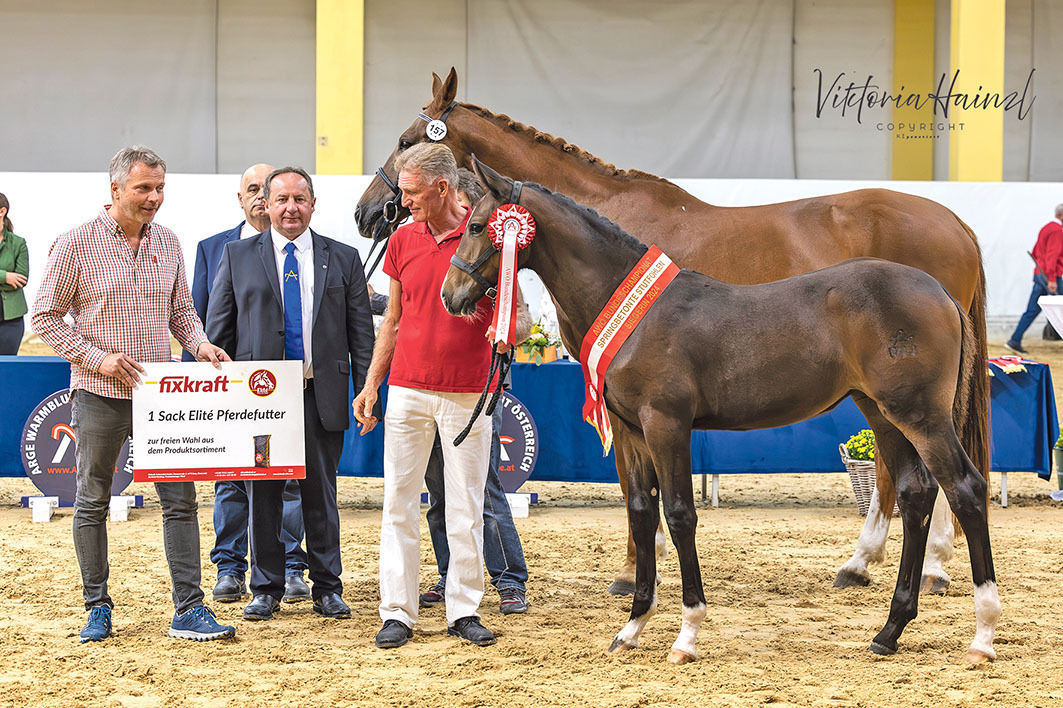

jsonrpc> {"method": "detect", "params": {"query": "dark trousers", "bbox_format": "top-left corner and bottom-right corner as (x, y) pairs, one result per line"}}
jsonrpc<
(248, 384), (343, 601)
(71, 390), (204, 612)
(210, 478), (308, 580)
(1010, 274), (1063, 345)
(0, 315), (23, 355)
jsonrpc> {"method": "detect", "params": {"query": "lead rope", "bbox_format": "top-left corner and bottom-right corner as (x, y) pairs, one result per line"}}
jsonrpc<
(453, 349), (512, 446)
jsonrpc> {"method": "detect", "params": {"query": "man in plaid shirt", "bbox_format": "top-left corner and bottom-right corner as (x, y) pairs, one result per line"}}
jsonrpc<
(31, 145), (236, 644)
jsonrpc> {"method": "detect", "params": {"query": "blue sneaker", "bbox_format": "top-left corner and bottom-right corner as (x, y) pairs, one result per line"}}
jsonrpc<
(168, 605), (236, 641)
(79, 606), (112, 643)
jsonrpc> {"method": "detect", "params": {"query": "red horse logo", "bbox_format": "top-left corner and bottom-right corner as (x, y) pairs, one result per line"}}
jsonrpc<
(248, 369), (277, 397)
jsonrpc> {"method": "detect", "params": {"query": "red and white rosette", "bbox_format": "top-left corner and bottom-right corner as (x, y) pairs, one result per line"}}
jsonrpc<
(487, 204), (535, 346)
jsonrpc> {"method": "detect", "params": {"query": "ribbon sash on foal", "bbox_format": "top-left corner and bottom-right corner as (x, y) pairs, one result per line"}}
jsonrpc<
(579, 246), (680, 454)
(488, 204), (535, 346)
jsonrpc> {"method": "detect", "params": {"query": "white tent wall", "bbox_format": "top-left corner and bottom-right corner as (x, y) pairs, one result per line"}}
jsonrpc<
(1, 171), (1056, 345)
(1, 1), (1060, 180)
(0, 0), (316, 174)
(792, 0), (894, 179)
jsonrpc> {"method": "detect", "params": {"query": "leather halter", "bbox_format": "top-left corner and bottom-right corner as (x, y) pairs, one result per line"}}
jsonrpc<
(448, 180), (524, 301)
(376, 100), (459, 224)
(365, 101), (460, 279)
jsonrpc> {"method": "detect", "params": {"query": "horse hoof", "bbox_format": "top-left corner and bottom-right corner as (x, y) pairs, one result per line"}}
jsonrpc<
(964, 649), (994, 666)
(920, 575), (950, 595)
(608, 580), (636, 596)
(608, 637), (637, 653)
(834, 569), (871, 588)
(868, 641), (897, 656)
(668, 649), (696, 665)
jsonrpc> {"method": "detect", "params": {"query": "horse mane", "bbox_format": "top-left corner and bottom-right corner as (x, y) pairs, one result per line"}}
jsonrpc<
(457, 102), (669, 184)
(522, 182), (649, 255)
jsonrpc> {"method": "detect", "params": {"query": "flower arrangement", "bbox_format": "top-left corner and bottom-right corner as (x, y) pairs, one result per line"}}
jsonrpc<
(517, 320), (561, 364)
(844, 429), (876, 461)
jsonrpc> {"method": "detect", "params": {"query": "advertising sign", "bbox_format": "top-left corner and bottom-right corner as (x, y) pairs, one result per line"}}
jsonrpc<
(21, 389), (132, 504)
(132, 361), (305, 483)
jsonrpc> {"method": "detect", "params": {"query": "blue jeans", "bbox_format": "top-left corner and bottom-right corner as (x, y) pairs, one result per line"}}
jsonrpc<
(424, 406), (528, 591)
(211, 479), (308, 580)
(1009, 274), (1063, 345)
(71, 390), (204, 612)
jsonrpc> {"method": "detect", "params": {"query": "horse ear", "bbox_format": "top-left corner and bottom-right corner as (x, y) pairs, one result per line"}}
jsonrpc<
(440, 67), (458, 105)
(431, 72), (442, 95)
(471, 155), (510, 199)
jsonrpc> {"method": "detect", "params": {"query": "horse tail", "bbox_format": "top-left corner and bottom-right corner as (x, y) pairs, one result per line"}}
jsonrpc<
(953, 217), (991, 519)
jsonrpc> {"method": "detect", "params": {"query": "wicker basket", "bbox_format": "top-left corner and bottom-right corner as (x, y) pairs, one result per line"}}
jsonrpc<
(839, 444), (899, 517)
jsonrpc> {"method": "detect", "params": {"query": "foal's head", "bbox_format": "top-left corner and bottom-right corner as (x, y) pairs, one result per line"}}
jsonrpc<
(440, 158), (529, 316)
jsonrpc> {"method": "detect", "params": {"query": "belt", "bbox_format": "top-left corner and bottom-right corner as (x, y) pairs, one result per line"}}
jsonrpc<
(303, 378), (314, 390)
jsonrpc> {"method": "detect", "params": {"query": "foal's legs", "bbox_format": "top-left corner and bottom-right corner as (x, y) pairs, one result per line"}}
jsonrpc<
(836, 397), (955, 593)
(644, 415), (706, 664)
(608, 429), (661, 653)
(904, 429), (999, 663)
(851, 402), (939, 655)
(610, 414), (667, 596)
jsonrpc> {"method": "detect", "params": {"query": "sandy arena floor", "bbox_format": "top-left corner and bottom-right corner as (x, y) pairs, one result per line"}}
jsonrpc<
(1, 339), (1062, 707)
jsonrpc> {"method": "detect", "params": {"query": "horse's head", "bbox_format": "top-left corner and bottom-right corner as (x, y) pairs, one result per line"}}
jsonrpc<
(355, 68), (471, 242)
(441, 157), (531, 316)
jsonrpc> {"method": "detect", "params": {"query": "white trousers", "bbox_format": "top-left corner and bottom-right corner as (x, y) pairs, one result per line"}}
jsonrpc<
(378, 386), (492, 627)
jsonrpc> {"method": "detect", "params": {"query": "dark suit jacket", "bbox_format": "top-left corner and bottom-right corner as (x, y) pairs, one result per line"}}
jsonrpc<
(182, 222), (243, 362)
(205, 229), (375, 431)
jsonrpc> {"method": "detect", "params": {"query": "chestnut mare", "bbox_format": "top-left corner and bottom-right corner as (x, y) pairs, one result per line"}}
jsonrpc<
(354, 68), (989, 596)
(440, 159), (998, 665)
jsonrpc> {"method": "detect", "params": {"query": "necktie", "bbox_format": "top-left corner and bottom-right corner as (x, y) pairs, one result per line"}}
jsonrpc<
(282, 242), (304, 361)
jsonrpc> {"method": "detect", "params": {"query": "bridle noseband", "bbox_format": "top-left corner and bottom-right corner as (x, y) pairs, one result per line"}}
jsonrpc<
(448, 180), (523, 301)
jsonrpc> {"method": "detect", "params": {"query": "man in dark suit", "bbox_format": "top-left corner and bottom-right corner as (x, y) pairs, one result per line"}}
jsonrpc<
(206, 166), (375, 621)
(188, 163), (310, 606)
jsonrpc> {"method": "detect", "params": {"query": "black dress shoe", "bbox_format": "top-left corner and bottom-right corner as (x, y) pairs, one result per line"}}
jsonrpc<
(282, 574), (311, 603)
(213, 575), (247, 603)
(375, 619), (413, 648)
(312, 592), (351, 619)
(243, 595), (280, 621)
(448, 616), (496, 646)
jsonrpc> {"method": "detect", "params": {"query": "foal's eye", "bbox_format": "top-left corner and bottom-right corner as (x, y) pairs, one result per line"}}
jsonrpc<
(469, 223), (483, 234)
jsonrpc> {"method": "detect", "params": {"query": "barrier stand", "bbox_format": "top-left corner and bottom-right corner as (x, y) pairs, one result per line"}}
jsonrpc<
(504, 493), (531, 518)
(28, 496), (59, 523)
(999, 472), (1008, 509)
(109, 495), (138, 522)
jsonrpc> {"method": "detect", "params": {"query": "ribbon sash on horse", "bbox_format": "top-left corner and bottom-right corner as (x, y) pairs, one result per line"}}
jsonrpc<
(579, 245), (680, 453)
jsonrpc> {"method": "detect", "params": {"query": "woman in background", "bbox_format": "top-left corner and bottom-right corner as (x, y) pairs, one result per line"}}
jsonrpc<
(0, 193), (29, 354)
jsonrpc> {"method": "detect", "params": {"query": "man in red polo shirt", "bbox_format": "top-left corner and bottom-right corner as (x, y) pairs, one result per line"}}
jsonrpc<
(353, 143), (497, 649)
(1006, 203), (1063, 354)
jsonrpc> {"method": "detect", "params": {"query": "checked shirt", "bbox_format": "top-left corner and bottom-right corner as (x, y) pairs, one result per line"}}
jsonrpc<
(32, 207), (206, 399)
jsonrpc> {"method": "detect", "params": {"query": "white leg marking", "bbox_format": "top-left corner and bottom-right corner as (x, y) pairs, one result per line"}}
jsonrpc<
(612, 589), (657, 650)
(969, 581), (1001, 660)
(921, 491), (954, 585)
(670, 602), (707, 660)
(655, 527), (668, 561)
(838, 488), (891, 579)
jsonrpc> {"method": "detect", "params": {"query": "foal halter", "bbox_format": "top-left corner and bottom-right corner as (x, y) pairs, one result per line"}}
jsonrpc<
(448, 180), (524, 301)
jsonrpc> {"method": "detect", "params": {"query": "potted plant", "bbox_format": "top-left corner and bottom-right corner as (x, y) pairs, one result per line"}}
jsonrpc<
(839, 429), (878, 517)
(515, 320), (561, 364)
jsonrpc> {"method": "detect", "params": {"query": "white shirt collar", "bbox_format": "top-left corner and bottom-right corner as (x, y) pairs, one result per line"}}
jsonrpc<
(270, 226), (312, 253)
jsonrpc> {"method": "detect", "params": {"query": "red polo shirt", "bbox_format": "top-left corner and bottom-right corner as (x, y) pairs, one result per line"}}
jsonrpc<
(383, 210), (494, 392)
